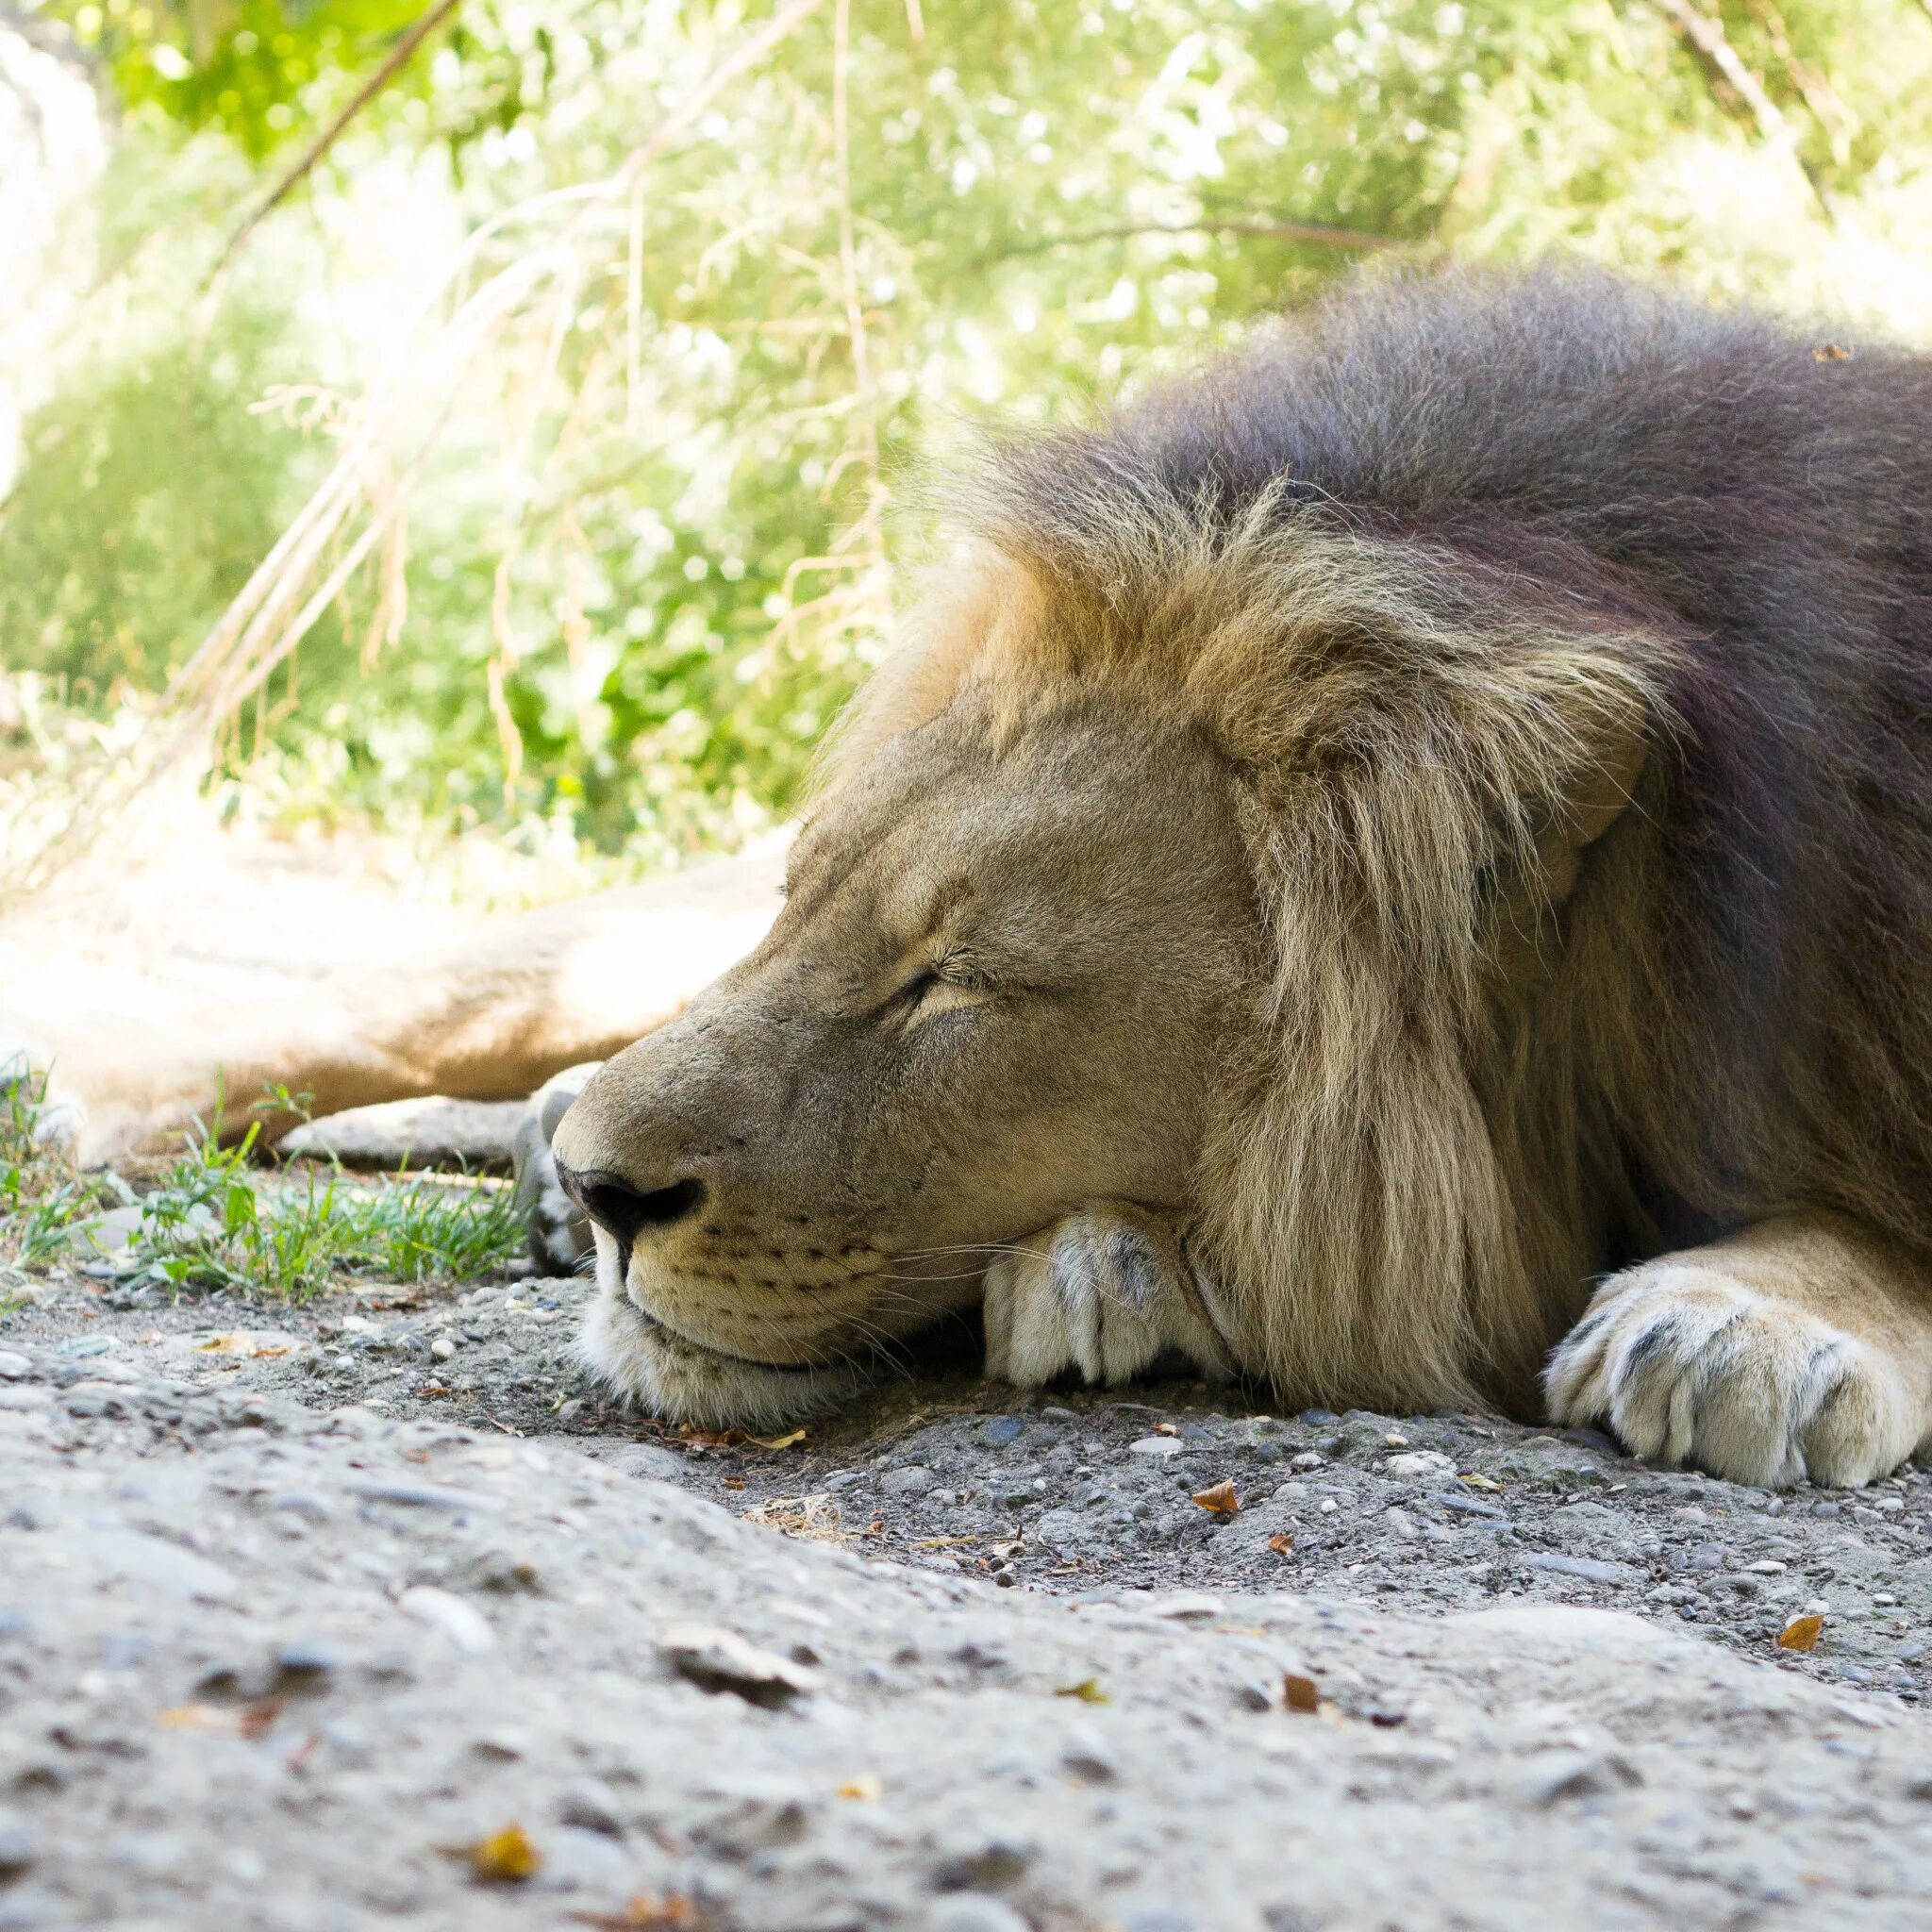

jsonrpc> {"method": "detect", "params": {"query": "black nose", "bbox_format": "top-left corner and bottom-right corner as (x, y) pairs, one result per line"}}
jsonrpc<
(556, 1164), (707, 1246)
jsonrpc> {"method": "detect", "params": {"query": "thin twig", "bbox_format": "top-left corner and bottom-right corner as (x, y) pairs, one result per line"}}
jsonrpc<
(205, 0), (464, 287)
(974, 214), (1411, 269)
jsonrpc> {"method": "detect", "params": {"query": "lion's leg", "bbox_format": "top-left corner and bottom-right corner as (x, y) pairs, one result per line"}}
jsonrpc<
(982, 1203), (1235, 1389)
(1544, 1214), (1932, 1488)
(5, 844), (784, 1168)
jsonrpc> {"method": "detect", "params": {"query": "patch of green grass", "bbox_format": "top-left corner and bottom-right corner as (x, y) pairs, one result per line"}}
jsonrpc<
(2, 1074), (524, 1302)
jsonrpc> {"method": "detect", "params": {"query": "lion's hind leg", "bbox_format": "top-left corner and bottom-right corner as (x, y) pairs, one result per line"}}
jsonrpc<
(1545, 1214), (1932, 1488)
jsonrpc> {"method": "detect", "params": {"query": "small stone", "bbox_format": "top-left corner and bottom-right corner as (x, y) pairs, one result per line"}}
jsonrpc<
(981, 1416), (1025, 1447)
(1384, 1451), (1454, 1479)
(430, 1337), (457, 1361)
(0, 1352), (30, 1380)
(275, 1638), (344, 1678)
(1519, 1552), (1641, 1587)
(348, 1479), (500, 1513)
(1298, 1408), (1341, 1424)
(269, 1491), (334, 1523)
(398, 1586), (496, 1655)
(0, 1814), (37, 1874)
(931, 1893), (1032, 1932)
(658, 1623), (817, 1707)
(1128, 1437), (1182, 1458)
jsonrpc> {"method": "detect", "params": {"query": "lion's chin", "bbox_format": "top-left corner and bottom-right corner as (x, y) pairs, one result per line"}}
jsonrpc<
(575, 1278), (867, 1431)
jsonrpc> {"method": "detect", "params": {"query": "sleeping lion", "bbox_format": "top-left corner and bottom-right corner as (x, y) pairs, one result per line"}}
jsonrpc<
(21, 269), (1932, 1490)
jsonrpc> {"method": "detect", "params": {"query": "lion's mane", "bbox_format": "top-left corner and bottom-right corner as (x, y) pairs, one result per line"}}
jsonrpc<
(835, 267), (1932, 1416)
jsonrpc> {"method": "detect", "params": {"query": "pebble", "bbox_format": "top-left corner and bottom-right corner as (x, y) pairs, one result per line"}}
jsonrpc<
(0, 1815), (37, 1874)
(1385, 1451), (1454, 1479)
(430, 1337), (457, 1361)
(1128, 1437), (1182, 1458)
(0, 1352), (30, 1380)
(1519, 1552), (1641, 1587)
(397, 1586), (496, 1655)
(982, 1416), (1025, 1447)
(931, 1894), (1032, 1932)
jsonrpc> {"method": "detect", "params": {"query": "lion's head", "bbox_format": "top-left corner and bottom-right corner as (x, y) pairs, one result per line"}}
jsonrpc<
(558, 632), (1263, 1427)
(558, 281), (1673, 1428)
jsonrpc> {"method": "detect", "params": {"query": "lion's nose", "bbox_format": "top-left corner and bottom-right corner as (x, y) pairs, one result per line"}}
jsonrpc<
(555, 1164), (707, 1246)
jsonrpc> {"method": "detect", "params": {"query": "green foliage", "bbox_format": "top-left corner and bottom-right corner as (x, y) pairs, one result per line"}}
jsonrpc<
(0, 1073), (524, 1301)
(8, 0), (1932, 870)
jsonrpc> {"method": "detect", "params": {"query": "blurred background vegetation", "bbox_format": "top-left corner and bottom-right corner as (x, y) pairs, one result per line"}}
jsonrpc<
(4, 0), (1931, 904)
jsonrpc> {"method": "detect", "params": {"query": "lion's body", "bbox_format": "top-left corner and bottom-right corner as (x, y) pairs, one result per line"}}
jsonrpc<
(21, 268), (1932, 1484)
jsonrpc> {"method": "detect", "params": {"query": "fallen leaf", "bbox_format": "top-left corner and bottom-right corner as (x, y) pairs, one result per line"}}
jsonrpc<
(863, 1518), (885, 1537)
(1267, 1532), (1294, 1556)
(414, 1384), (457, 1399)
(1152, 1422), (1181, 1437)
(836, 1774), (882, 1800)
(195, 1331), (294, 1358)
(678, 1426), (747, 1452)
(721, 1475), (745, 1491)
(1457, 1472), (1503, 1491)
(747, 1428), (807, 1450)
(155, 1703), (241, 1734)
(569, 1895), (705, 1930)
(1778, 1613), (1825, 1652)
(912, 1534), (977, 1549)
(1812, 343), (1853, 361)
(1056, 1677), (1112, 1705)
(1282, 1673), (1321, 1714)
(1191, 1479), (1241, 1515)
(470, 1824), (541, 1884)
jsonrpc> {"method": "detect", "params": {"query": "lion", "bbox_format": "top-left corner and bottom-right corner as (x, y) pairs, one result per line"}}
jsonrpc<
(14, 267), (1932, 1490)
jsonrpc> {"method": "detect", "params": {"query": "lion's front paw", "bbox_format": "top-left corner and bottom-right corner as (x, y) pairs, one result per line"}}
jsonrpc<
(982, 1204), (1232, 1390)
(510, 1062), (601, 1274)
(1545, 1262), (1921, 1488)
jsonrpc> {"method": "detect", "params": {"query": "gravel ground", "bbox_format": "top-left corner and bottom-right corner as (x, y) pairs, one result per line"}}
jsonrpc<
(5, 1261), (1932, 1930)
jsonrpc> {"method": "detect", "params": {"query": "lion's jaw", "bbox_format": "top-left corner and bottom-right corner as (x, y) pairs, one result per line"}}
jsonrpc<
(556, 691), (1260, 1425)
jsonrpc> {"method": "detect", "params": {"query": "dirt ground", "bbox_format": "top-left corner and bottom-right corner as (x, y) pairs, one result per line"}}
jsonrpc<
(4, 1256), (1932, 1931)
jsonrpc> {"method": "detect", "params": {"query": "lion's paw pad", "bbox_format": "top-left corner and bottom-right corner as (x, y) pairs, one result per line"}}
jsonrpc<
(1545, 1265), (1914, 1488)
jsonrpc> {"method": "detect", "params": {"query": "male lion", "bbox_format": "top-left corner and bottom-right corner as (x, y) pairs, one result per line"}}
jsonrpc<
(17, 269), (1932, 1488)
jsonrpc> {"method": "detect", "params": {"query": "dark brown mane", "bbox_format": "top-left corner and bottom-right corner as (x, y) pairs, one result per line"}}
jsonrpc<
(898, 265), (1932, 1407)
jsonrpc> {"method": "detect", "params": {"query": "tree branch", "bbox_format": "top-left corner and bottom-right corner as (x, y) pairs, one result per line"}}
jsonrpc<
(206, 0), (463, 287)
(1653, 0), (1833, 217)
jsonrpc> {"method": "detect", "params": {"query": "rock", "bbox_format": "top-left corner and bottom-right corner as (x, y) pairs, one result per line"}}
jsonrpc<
(276, 1096), (527, 1172)
(1384, 1451), (1454, 1479)
(932, 1897), (1033, 1932)
(1518, 1552), (1643, 1587)
(0, 1352), (30, 1379)
(0, 1814), (37, 1875)
(74, 1528), (239, 1604)
(658, 1623), (818, 1707)
(398, 1586), (497, 1655)
(1129, 1437), (1182, 1458)
(348, 1479), (500, 1514)
(981, 1416), (1026, 1447)
(63, 1205), (143, 1257)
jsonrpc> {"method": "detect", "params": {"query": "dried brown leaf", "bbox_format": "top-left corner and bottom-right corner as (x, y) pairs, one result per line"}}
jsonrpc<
(1778, 1612), (1825, 1652)
(1267, 1531), (1294, 1556)
(1191, 1479), (1241, 1515)
(1282, 1673), (1321, 1714)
